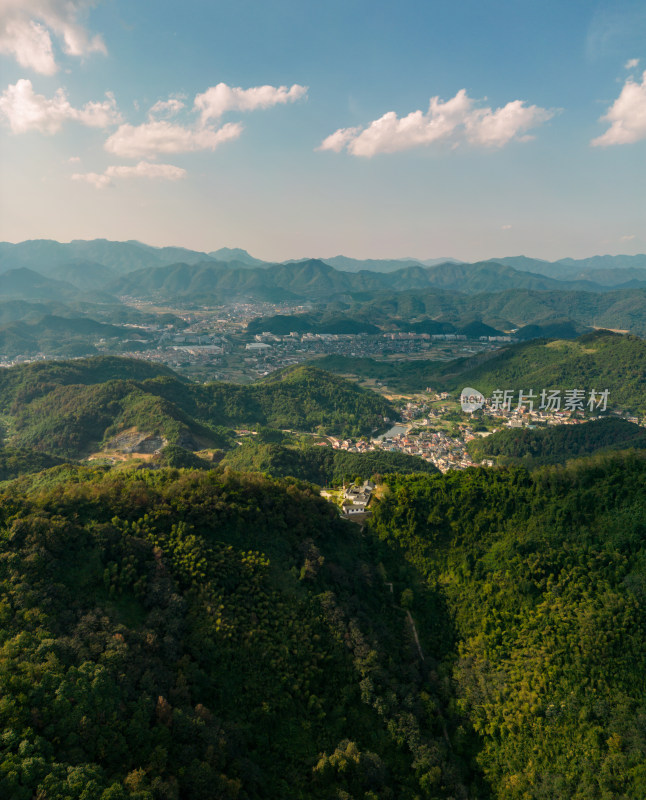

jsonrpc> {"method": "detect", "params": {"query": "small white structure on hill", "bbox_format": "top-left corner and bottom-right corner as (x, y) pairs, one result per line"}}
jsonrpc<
(342, 480), (375, 516)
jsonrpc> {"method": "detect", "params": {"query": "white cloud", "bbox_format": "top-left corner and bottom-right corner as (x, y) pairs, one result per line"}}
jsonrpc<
(68, 155), (81, 162)
(592, 70), (646, 146)
(107, 161), (186, 180)
(625, 58), (639, 70)
(72, 170), (111, 189)
(0, 78), (121, 133)
(0, 0), (106, 75)
(104, 82), (304, 159)
(501, 224), (512, 230)
(72, 160), (187, 189)
(105, 119), (243, 158)
(318, 89), (554, 157)
(149, 97), (186, 119)
(194, 82), (307, 124)
(465, 100), (553, 147)
(620, 233), (636, 241)
(317, 126), (362, 153)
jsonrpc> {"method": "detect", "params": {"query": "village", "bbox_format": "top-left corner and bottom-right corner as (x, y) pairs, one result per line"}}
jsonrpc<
(326, 390), (643, 481)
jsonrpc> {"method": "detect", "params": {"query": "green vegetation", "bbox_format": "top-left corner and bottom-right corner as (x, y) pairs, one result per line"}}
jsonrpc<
(110, 258), (646, 308)
(369, 452), (646, 798)
(0, 466), (475, 799)
(152, 443), (215, 470)
(449, 332), (646, 413)
(247, 312), (381, 335)
(0, 358), (395, 458)
(222, 439), (439, 484)
(356, 287), (646, 336)
(1, 447), (645, 797)
(468, 417), (646, 467)
(0, 445), (70, 481)
(246, 286), (646, 339)
(515, 318), (587, 340)
(0, 356), (181, 408)
(311, 353), (465, 392)
(0, 315), (152, 358)
(313, 331), (646, 414)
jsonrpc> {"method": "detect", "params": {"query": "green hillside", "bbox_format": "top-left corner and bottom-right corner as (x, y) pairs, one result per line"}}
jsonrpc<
(0, 466), (477, 799)
(355, 287), (646, 335)
(129, 365), (393, 439)
(1, 449), (645, 798)
(311, 353), (467, 391)
(109, 258), (631, 305)
(0, 446), (70, 481)
(450, 331), (646, 413)
(369, 452), (646, 799)
(0, 356), (182, 413)
(314, 332), (646, 414)
(10, 380), (218, 457)
(0, 315), (152, 358)
(0, 358), (395, 457)
(222, 438), (438, 484)
(0, 267), (117, 304)
(468, 417), (646, 467)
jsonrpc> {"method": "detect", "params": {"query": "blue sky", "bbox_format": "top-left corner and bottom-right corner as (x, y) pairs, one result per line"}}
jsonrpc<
(0, 0), (645, 261)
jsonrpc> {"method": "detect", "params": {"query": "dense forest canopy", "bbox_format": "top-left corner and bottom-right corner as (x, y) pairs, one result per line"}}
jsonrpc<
(369, 452), (646, 799)
(221, 438), (439, 484)
(0, 465), (475, 799)
(467, 417), (646, 467)
(0, 451), (644, 798)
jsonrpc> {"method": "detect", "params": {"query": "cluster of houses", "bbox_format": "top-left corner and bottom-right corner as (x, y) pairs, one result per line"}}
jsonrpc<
(329, 427), (477, 473)
(380, 430), (477, 472)
(341, 480), (375, 517)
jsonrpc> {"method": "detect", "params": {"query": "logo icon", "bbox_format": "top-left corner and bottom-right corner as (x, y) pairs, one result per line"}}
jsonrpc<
(460, 387), (485, 413)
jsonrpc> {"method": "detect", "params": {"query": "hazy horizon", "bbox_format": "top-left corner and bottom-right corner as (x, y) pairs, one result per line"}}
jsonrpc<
(1, 235), (646, 267)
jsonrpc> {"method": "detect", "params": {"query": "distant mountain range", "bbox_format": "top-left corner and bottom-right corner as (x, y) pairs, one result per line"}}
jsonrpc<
(1, 238), (646, 283)
(1, 240), (645, 339)
(106, 257), (645, 300)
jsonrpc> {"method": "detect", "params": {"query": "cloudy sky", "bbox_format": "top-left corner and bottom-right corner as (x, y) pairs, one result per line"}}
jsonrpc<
(0, 0), (645, 261)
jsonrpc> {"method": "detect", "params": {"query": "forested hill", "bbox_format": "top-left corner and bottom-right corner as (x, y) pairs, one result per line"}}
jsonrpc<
(468, 417), (646, 467)
(0, 358), (394, 457)
(369, 451), (646, 798)
(0, 466), (473, 799)
(0, 356), (181, 408)
(221, 437), (439, 483)
(313, 331), (646, 412)
(447, 331), (646, 408)
(1, 451), (645, 798)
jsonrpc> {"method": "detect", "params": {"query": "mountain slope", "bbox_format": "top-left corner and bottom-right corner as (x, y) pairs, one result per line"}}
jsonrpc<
(468, 417), (646, 466)
(222, 438), (439, 483)
(109, 258), (619, 305)
(369, 453), (646, 799)
(0, 358), (395, 457)
(208, 247), (269, 266)
(446, 330), (646, 412)
(0, 267), (117, 304)
(1, 447), (645, 798)
(0, 466), (473, 798)
(0, 239), (216, 275)
(358, 287), (646, 335)
(313, 331), (646, 413)
(0, 315), (152, 358)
